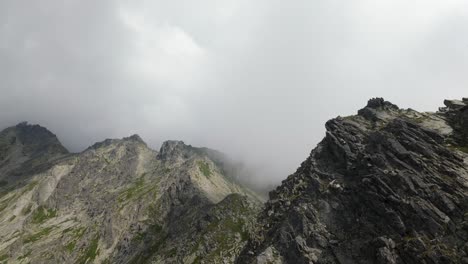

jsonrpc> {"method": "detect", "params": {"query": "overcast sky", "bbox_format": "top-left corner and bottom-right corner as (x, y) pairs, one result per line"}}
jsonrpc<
(1, 0), (467, 187)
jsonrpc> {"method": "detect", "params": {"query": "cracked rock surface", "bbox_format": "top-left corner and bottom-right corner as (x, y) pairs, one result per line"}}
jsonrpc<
(238, 98), (468, 264)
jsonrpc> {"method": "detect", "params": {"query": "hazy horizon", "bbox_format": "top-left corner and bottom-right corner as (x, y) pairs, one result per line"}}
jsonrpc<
(1, 0), (467, 187)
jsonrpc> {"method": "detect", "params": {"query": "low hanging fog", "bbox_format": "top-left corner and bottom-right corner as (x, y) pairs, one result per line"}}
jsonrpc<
(1, 0), (467, 189)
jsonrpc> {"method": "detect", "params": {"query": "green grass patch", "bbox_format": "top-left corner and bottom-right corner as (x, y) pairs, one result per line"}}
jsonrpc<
(118, 178), (145, 203)
(31, 206), (57, 224)
(0, 254), (8, 262)
(0, 203), (8, 213)
(24, 226), (54, 243)
(207, 217), (248, 243)
(0, 188), (12, 199)
(0, 194), (17, 213)
(76, 235), (100, 264)
(22, 204), (33, 215)
(65, 240), (77, 252)
(117, 177), (159, 206)
(63, 226), (86, 253)
(192, 196), (256, 262)
(63, 226), (86, 239)
(21, 181), (38, 195)
(132, 232), (145, 242)
(197, 161), (212, 177)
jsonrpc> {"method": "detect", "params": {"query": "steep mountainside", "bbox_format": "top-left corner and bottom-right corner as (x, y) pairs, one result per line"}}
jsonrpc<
(238, 98), (468, 264)
(0, 122), (69, 188)
(0, 124), (262, 264)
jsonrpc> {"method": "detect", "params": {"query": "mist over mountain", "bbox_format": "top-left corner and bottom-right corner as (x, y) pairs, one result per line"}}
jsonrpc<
(1, 0), (468, 189)
(1, 1), (468, 263)
(0, 97), (467, 263)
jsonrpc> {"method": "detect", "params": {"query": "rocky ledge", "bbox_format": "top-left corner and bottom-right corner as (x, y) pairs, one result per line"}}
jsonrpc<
(237, 98), (468, 264)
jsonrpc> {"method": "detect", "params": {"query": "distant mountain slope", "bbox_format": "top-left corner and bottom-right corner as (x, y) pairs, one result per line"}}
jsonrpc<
(0, 122), (68, 187)
(238, 98), (468, 264)
(0, 124), (262, 264)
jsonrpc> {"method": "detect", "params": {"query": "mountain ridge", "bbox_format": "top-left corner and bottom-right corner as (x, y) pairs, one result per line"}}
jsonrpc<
(1, 97), (467, 263)
(0, 122), (263, 263)
(237, 97), (468, 264)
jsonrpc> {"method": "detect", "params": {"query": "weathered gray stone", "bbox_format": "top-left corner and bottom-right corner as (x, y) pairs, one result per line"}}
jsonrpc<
(238, 98), (468, 264)
(444, 99), (466, 109)
(376, 247), (397, 264)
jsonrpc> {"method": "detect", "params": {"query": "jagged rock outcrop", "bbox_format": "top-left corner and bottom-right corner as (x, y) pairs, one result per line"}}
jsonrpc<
(442, 99), (468, 146)
(238, 98), (468, 264)
(0, 123), (262, 264)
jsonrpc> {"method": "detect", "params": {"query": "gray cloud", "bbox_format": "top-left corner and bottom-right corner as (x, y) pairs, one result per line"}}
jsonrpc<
(1, 0), (467, 187)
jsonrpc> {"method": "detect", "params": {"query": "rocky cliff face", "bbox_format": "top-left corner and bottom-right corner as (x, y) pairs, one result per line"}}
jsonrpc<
(238, 98), (468, 264)
(0, 124), (262, 264)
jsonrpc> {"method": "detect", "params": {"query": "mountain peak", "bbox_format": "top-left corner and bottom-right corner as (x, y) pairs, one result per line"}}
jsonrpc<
(160, 140), (186, 149)
(0, 122), (68, 156)
(87, 134), (147, 150)
(364, 97), (399, 110)
(357, 97), (400, 122)
(0, 122), (69, 184)
(157, 140), (191, 161)
(124, 134), (145, 143)
(13, 122), (67, 149)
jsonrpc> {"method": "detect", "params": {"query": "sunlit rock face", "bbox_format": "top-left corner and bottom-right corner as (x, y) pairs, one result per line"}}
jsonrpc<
(0, 123), (262, 264)
(238, 98), (468, 264)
